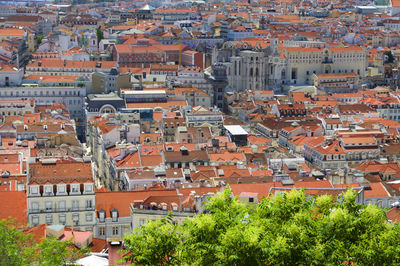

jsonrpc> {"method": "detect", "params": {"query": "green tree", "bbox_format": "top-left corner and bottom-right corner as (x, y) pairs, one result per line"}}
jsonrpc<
(123, 214), (180, 265)
(0, 219), (87, 265)
(384, 50), (395, 63)
(121, 187), (400, 265)
(37, 35), (44, 45)
(96, 27), (104, 47)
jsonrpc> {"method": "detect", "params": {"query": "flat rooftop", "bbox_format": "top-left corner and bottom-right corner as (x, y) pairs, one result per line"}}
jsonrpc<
(224, 125), (248, 135)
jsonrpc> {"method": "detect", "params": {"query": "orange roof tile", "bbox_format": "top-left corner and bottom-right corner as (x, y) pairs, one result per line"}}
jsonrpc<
(0, 191), (27, 226)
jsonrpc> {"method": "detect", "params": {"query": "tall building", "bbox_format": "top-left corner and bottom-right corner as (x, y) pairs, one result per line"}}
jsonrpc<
(205, 63), (228, 109)
(27, 159), (96, 232)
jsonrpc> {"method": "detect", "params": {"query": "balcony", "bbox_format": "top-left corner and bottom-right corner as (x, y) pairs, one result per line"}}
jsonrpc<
(28, 207), (95, 214)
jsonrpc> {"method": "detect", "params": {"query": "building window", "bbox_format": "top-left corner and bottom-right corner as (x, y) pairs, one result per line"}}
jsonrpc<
(72, 214), (79, 226)
(99, 210), (105, 222)
(31, 202), (39, 213)
(57, 185), (65, 194)
(86, 213), (93, 222)
(98, 227), (105, 236)
(58, 201), (66, 212)
(112, 210), (118, 222)
(45, 201), (52, 212)
(45, 214), (53, 224)
(86, 200), (93, 210)
(72, 200), (79, 211)
(59, 214), (66, 225)
(30, 186), (39, 195)
(71, 184), (80, 193)
(291, 69), (297, 80)
(32, 215), (39, 226)
(84, 184), (93, 193)
(112, 226), (119, 235)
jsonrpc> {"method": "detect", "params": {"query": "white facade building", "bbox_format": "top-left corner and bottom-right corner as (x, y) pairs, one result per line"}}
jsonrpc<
(27, 160), (96, 232)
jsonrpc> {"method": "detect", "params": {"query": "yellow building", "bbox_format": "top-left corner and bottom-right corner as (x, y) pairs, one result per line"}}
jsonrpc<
(28, 32), (35, 52)
(283, 46), (367, 85)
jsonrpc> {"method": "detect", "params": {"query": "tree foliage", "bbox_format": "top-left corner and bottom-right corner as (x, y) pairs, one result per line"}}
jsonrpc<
(384, 50), (395, 63)
(37, 35), (44, 46)
(0, 219), (87, 265)
(96, 27), (104, 46)
(122, 186), (400, 265)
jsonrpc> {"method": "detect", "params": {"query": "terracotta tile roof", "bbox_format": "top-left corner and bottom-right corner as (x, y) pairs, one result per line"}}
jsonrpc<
(340, 136), (376, 144)
(0, 28), (25, 37)
(247, 135), (271, 145)
(291, 136), (324, 147)
(355, 161), (400, 174)
(0, 191), (27, 226)
(216, 167), (250, 178)
(163, 143), (197, 152)
(26, 59), (116, 70)
(140, 155), (162, 167)
(88, 237), (107, 253)
(115, 152), (140, 168)
(190, 169), (216, 181)
(96, 190), (176, 217)
(251, 170), (273, 177)
(140, 144), (164, 155)
(24, 74), (79, 83)
(164, 150), (209, 162)
(386, 207), (400, 223)
(337, 104), (376, 114)
(209, 151), (245, 162)
(313, 140), (346, 155)
(24, 224), (46, 243)
(29, 160), (93, 184)
(140, 133), (162, 144)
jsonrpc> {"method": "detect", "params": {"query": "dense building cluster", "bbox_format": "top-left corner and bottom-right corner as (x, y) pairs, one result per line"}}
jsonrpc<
(1, 0), (400, 263)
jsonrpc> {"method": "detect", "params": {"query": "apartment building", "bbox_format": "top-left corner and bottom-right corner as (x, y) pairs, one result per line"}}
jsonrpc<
(360, 96), (400, 121)
(311, 72), (360, 93)
(175, 66), (211, 91)
(25, 59), (117, 77)
(0, 28), (27, 42)
(0, 38), (29, 67)
(27, 159), (96, 232)
(91, 68), (132, 94)
(183, 105), (224, 128)
(304, 140), (347, 170)
(153, 9), (195, 24)
(112, 41), (188, 68)
(340, 137), (380, 164)
(130, 194), (196, 229)
(0, 63), (24, 86)
(227, 26), (254, 41)
(0, 99), (34, 116)
(0, 82), (87, 119)
(170, 86), (212, 108)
